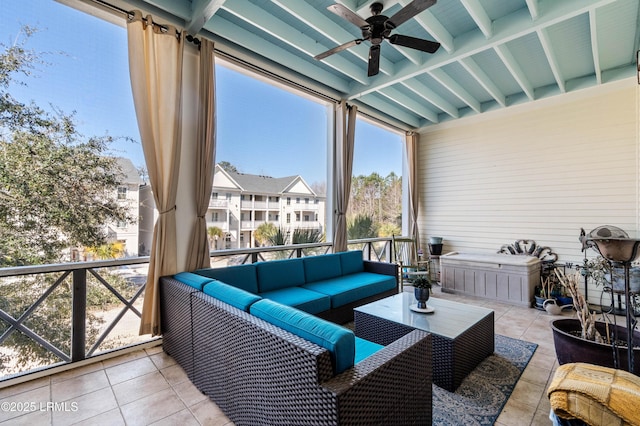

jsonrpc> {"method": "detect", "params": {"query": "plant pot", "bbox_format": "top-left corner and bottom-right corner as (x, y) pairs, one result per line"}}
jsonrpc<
(551, 318), (640, 374)
(428, 243), (443, 256)
(534, 295), (545, 310)
(414, 287), (430, 309)
(429, 237), (443, 245)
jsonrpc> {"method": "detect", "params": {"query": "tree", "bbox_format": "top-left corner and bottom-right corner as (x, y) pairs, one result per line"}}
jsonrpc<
(347, 215), (376, 240)
(218, 161), (238, 173)
(207, 226), (224, 250)
(0, 35), (133, 266)
(0, 31), (136, 374)
(254, 222), (276, 247)
(292, 228), (324, 244)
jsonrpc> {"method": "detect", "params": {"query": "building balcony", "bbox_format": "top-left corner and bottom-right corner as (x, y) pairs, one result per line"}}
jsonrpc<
(208, 199), (228, 208)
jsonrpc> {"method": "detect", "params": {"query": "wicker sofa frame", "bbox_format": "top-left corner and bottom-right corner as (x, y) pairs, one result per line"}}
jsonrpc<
(161, 277), (433, 425)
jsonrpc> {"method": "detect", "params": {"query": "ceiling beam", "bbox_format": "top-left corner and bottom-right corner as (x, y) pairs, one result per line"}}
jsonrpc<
(204, 15), (352, 93)
(537, 28), (566, 92)
(589, 9), (602, 84)
(377, 87), (439, 122)
(459, 57), (506, 107)
(222, 0), (370, 84)
(525, 0), (539, 20)
(186, 0), (226, 34)
(401, 80), (459, 118)
(357, 94), (423, 128)
(397, 0), (454, 52)
(494, 44), (535, 100)
(460, 0), (492, 39)
(346, 0), (616, 99)
(428, 68), (481, 113)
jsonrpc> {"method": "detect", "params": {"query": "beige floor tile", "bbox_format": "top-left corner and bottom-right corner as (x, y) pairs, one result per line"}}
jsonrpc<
(51, 386), (118, 425)
(105, 356), (158, 386)
(172, 379), (208, 407)
(102, 349), (149, 369)
(159, 364), (188, 386)
(496, 397), (538, 426)
(112, 370), (170, 406)
(190, 398), (232, 426)
(51, 369), (110, 402)
(120, 387), (186, 426)
(149, 350), (177, 370)
(0, 408), (51, 425)
(509, 378), (547, 409)
(71, 407), (126, 426)
(50, 361), (105, 383)
(149, 407), (201, 426)
(0, 384), (51, 423)
(0, 376), (49, 399)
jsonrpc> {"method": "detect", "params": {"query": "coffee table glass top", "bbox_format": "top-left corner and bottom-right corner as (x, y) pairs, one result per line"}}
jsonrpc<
(354, 292), (494, 340)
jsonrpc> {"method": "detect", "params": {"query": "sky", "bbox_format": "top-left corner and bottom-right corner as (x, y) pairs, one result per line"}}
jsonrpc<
(0, 0), (402, 185)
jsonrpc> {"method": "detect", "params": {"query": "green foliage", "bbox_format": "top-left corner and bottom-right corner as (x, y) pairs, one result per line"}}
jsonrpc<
(347, 215), (376, 240)
(411, 276), (431, 289)
(292, 228), (324, 244)
(377, 222), (401, 237)
(0, 34), (133, 266)
(254, 222), (277, 246)
(348, 171), (402, 233)
(218, 161), (238, 173)
(266, 227), (288, 246)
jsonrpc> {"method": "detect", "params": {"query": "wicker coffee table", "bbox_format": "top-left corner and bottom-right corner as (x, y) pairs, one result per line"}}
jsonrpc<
(354, 292), (494, 391)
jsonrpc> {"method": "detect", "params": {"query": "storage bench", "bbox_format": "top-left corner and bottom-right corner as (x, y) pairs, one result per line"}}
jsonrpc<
(440, 252), (541, 307)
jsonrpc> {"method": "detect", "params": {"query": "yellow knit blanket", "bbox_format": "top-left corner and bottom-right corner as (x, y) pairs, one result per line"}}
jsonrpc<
(548, 363), (640, 426)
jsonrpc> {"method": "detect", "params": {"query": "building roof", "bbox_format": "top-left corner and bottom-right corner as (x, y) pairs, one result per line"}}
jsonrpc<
(115, 157), (143, 185)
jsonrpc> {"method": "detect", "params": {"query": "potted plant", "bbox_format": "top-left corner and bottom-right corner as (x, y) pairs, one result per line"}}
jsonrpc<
(412, 276), (432, 309)
(550, 269), (640, 373)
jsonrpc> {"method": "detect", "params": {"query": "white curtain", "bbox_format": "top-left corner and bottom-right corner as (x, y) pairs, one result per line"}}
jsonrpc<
(186, 39), (216, 271)
(127, 11), (184, 336)
(406, 131), (420, 249)
(333, 100), (357, 252)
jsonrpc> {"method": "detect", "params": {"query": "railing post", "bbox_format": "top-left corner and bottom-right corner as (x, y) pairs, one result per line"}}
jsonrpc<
(71, 269), (87, 362)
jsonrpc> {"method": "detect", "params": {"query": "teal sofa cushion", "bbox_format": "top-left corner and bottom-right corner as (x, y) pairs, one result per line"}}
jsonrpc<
(259, 287), (331, 314)
(194, 264), (259, 294)
(303, 253), (342, 283)
(301, 273), (396, 308)
(355, 337), (384, 364)
(256, 258), (306, 293)
(203, 281), (261, 312)
(173, 272), (214, 290)
(340, 251), (365, 275)
(250, 299), (355, 374)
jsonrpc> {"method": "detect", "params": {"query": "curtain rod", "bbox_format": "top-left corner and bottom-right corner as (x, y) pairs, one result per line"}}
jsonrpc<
(88, 0), (200, 46)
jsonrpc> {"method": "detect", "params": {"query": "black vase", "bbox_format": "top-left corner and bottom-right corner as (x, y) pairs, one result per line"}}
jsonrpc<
(414, 287), (430, 309)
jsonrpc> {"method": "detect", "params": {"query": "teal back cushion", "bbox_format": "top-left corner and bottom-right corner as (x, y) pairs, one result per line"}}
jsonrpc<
(303, 254), (342, 283)
(340, 251), (365, 275)
(250, 299), (355, 374)
(256, 258), (306, 292)
(173, 272), (214, 291)
(202, 281), (261, 312)
(194, 264), (259, 294)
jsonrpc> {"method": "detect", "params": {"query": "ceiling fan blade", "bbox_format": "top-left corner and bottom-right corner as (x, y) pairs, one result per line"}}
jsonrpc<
(327, 4), (370, 29)
(388, 34), (440, 53)
(368, 45), (381, 77)
(314, 39), (362, 60)
(386, 0), (437, 29)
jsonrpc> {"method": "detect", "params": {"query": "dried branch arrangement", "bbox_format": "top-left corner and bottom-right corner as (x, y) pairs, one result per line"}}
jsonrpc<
(555, 269), (608, 343)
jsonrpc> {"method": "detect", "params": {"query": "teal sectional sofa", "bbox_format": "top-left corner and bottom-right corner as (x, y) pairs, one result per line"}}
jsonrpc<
(159, 251), (433, 425)
(194, 250), (398, 324)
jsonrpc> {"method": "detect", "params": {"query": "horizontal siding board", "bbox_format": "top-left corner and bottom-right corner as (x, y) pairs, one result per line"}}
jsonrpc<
(418, 80), (637, 267)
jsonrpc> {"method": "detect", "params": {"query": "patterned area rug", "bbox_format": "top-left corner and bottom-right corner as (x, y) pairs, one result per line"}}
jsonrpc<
(432, 334), (538, 425)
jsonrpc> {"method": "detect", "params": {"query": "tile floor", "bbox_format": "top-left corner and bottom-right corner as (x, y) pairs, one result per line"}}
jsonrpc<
(0, 286), (583, 425)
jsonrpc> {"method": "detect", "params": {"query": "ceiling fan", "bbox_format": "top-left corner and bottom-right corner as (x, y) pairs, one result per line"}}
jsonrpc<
(314, 0), (441, 77)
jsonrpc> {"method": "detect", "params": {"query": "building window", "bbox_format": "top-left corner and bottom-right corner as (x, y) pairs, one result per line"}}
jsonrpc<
(305, 198), (309, 204)
(304, 214), (310, 222)
(211, 212), (218, 221)
(117, 187), (127, 200)
(286, 213), (291, 224)
(286, 197), (291, 205)
(296, 197), (300, 204)
(117, 220), (127, 228)
(296, 213), (301, 222)
(226, 193), (231, 200)
(212, 192), (218, 199)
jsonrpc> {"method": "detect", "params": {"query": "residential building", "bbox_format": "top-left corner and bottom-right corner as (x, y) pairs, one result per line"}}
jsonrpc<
(210, 165), (326, 249)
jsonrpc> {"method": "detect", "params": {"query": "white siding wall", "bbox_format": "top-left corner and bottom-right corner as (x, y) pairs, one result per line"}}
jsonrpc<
(418, 78), (638, 268)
